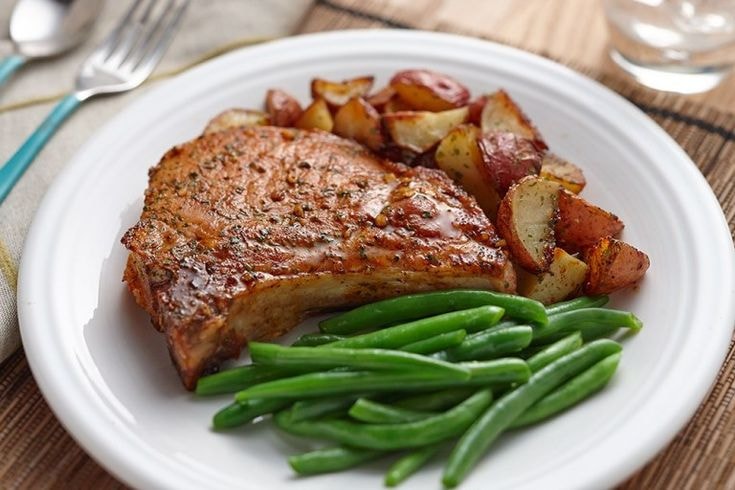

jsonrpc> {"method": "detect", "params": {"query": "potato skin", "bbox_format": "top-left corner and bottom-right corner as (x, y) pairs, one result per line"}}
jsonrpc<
(584, 237), (650, 294)
(203, 109), (270, 134)
(467, 95), (488, 125)
(265, 89), (303, 127)
(556, 190), (624, 252)
(390, 69), (470, 112)
(478, 132), (543, 195)
(540, 153), (586, 194)
(496, 176), (561, 273)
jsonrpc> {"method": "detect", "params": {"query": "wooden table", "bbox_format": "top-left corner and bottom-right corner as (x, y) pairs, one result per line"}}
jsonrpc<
(365, 0), (735, 114)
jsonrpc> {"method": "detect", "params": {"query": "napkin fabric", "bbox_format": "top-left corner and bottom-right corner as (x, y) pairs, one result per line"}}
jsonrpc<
(0, 0), (313, 363)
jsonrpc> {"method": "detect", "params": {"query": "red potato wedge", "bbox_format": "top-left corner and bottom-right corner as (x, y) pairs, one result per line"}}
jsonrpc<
(390, 69), (470, 112)
(333, 97), (384, 151)
(478, 132), (543, 195)
(435, 124), (501, 218)
(203, 109), (270, 135)
(479, 90), (547, 151)
(583, 237), (650, 294)
(366, 85), (396, 112)
(383, 106), (469, 153)
(265, 89), (303, 127)
(518, 248), (589, 304)
(468, 95), (488, 125)
(556, 190), (624, 252)
(311, 76), (374, 109)
(295, 98), (334, 132)
(496, 176), (562, 273)
(540, 153), (586, 194)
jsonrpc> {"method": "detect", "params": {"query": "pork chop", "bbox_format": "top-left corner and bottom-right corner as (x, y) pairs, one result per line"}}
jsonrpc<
(122, 126), (515, 389)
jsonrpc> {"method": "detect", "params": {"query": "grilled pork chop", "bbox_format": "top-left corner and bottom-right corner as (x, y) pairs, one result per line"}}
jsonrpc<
(122, 126), (515, 389)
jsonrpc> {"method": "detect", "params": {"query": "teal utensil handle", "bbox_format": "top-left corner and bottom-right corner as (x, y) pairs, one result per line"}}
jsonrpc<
(0, 94), (82, 204)
(0, 54), (25, 86)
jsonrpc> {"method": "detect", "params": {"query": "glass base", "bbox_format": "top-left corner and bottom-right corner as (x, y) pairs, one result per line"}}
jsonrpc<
(610, 49), (732, 94)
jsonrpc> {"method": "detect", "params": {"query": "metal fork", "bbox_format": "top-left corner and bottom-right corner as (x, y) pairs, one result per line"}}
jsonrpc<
(0, 0), (190, 204)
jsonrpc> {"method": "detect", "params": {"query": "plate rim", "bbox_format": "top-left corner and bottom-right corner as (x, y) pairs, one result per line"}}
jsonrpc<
(17, 28), (735, 489)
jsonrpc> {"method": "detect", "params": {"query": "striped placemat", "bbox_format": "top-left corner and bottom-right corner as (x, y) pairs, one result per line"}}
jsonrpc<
(1, 0), (734, 487)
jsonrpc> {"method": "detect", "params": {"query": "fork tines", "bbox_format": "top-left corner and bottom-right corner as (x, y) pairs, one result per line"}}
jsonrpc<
(94, 0), (190, 76)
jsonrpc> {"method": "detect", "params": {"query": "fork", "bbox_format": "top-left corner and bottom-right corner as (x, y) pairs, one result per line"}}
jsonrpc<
(0, 0), (190, 204)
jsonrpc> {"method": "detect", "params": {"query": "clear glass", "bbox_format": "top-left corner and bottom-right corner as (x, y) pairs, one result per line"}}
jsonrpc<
(603, 0), (735, 93)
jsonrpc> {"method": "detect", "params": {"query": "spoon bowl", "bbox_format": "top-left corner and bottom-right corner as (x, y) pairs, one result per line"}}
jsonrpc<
(10, 0), (103, 58)
(0, 0), (103, 87)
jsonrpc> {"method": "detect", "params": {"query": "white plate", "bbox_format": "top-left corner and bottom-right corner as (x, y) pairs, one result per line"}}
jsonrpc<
(18, 30), (735, 490)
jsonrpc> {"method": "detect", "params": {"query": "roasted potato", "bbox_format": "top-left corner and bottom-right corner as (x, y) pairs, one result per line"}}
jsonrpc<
(518, 248), (589, 304)
(203, 109), (270, 135)
(383, 107), (469, 153)
(468, 95), (488, 125)
(478, 132), (543, 195)
(584, 237), (650, 294)
(295, 98), (334, 132)
(311, 76), (374, 109)
(333, 97), (383, 151)
(556, 190), (624, 251)
(479, 90), (547, 151)
(497, 176), (562, 273)
(382, 95), (414, 114)
(265, 89), (303, 127)
(390, 69), (470, 112)
(435, 124), (501, 218)
(366, 85), (396, 112)
(540, 153), (586, 194)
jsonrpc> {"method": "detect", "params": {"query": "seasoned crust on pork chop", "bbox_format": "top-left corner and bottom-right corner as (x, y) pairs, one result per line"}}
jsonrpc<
(122, 126), (515, 389)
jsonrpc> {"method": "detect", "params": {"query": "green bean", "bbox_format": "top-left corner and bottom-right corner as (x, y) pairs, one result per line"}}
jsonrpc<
(288, 396), (361, 423)
(249, 342), (470, 378)
(400, 330), (467, 354)
(545, 295), (609, 316)
(292, 333), (347, 347)
(442, 326), (533, 362)
(393, 388), (477, 411)
(349, 398), (436, 424)
(532, 308), (642, 343)
(235, 359), (529, 402)
(465, 319), (518, 339)
(526, 332), (583, 372)
(511, 352), (621, 428)
(275, 389), (492, 450)
(201, 312), (506, 397)
(579, 323), (620, 341)
(236, 371), (448, 402)
(212, 398), (291, 430)
(325, 306), (504, 350)
(385, 443), (442, 486)
(288, 446), (383, 475)
(319, 290), (546, 335)
(442, 339), (622, 488)
(196, 365), (293, 396)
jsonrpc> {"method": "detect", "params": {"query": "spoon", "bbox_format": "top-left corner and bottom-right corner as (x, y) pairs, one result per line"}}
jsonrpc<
(0, 0), (104, 86)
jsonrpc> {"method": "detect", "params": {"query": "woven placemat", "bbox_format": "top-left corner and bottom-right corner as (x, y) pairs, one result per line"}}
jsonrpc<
(2, 1), (734, 488)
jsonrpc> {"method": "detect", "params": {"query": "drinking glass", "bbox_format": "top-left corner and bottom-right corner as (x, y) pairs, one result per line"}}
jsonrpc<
(603, 0), (735, 93)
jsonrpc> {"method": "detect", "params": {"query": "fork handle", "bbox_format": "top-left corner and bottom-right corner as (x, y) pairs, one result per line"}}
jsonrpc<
(0, 54), (25, 87)
(0, 94), (82, 204)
